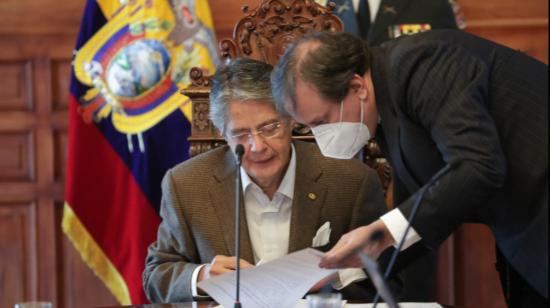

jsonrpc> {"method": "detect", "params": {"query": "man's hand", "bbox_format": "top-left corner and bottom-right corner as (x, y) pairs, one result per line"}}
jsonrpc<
(309, 272), (338, 293)
(319, 219), (394, 269)
(198, 255), (254, 282)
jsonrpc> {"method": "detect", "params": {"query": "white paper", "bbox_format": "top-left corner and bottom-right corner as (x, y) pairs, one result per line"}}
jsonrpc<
(344, 303), (443, 308)
(198, 248), (337, 308)
(312, 221), (331, 247)
(294, 300), (443, 308)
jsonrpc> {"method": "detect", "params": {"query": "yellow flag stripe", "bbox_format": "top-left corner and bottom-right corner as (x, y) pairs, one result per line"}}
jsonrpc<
(62, 203), (131, 305)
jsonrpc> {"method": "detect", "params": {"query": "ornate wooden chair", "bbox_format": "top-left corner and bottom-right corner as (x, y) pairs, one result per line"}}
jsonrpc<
(181, 0), (392, 200)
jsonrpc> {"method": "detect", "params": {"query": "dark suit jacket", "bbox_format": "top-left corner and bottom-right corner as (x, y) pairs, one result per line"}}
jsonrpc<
(334, 0), (457, 46)
(365, 0), (458, 46)
(143, 141), (389, 302)
(370, 29), (548, 297)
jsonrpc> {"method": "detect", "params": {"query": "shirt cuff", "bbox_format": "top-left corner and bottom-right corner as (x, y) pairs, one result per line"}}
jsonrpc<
(332, 268), (367, 290)
(380, 209), (422, 251)
(191, 264), (209, 297)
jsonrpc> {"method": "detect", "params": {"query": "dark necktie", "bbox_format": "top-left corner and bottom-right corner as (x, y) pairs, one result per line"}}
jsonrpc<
(357, 0), (371, 40)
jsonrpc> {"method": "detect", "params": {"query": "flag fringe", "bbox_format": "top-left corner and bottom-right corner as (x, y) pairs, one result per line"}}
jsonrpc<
(62, 202), (132, 305)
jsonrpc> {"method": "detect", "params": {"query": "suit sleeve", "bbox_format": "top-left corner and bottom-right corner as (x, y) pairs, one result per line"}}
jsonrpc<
(142, 169), (200, 303)
(391, 41), (507, 247)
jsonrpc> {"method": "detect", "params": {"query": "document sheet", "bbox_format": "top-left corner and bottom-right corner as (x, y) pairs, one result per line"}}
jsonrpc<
(198, 248), (337, 308)
(294, 301), (443, 308)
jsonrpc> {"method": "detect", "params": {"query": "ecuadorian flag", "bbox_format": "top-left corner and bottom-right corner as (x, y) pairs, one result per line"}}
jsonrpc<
(63, 0), (218, 304)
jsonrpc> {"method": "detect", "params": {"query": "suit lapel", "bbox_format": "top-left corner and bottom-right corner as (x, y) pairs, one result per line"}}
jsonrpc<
(288, 142), (327, 252)
(371, 48), (421, 193)
(209, 149), (254, 263)
(369, 0), (409, 44)
(378, 110), (420, 193)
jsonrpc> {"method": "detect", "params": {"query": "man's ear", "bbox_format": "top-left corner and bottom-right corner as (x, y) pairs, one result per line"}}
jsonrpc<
(350, 74), (367, 100)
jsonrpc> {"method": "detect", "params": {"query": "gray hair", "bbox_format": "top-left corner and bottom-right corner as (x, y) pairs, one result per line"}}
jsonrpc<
(271, 31), (372, 115)
(209, 58), (286, 133)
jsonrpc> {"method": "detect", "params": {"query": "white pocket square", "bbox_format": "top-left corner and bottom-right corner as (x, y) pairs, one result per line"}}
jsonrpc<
(312, 221), (331, 247)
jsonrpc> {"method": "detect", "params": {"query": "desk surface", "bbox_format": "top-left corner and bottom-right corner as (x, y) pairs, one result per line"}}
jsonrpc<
(100, 303), (217, 308)
(99, 303), (460, 308)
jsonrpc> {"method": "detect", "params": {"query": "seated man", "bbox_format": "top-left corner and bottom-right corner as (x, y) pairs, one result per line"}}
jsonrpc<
(143, 58), (389, 303)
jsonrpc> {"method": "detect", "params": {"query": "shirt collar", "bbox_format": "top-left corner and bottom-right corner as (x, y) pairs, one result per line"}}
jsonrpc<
(240, 143), (296, 200)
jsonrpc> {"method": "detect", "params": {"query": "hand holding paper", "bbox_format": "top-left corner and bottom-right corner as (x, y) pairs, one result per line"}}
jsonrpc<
(198, 248), (338, 308)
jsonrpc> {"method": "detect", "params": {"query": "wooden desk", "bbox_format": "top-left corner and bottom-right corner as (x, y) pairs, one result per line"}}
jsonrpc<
(99, 302), (460, 308)
(99, 303), (217, 308)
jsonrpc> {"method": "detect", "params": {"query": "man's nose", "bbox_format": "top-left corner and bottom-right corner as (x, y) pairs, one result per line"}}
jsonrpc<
(249, 133), (266, 152)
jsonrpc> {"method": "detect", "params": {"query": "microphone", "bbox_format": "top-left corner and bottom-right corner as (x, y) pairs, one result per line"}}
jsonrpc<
(234, 144), (245, 308)
(356, 231), (399, 308)
(235, 144), (245, 164)
(372, 163), (453, 307)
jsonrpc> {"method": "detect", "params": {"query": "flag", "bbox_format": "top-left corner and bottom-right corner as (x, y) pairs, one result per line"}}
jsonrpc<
(62, 0), (218, 304)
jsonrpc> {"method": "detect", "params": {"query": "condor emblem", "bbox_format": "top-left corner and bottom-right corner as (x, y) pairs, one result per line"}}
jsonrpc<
(73, 0), (217, 151)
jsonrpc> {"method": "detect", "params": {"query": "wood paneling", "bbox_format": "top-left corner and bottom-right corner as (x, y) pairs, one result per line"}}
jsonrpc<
(0, 132), (34, 181)
(453, 225), (506, 308)
(0, 0), (85, 36)
(53, 131), (67, 182)
(0, 203), (36, 308)
(0, 0), (545, 307)
(51, 60), (71, 111)
(0, 61), (33, 111)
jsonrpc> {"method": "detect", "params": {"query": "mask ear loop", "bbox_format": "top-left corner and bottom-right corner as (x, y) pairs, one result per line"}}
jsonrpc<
(338, 100), (345, 128)
(347, 97), (365, 157)
(360, 97), (364, 126)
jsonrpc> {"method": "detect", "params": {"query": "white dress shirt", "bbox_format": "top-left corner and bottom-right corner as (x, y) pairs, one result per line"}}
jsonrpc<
(241, 144), (297, 263)
(192, 144), (366, 296)
(381, 209), (422, 250)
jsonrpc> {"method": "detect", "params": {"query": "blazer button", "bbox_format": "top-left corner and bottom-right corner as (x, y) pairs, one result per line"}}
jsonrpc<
(308, 192), (317, 200)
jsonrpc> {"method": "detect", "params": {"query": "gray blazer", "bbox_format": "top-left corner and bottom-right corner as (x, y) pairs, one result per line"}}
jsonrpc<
(143, 141), (388, 303)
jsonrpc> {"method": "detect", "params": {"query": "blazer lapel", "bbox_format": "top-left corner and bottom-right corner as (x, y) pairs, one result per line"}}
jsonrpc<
(371, 48), (421, 193)
(288, 142), (327, 252)
(378, 113), (420, 193)
(209, 150), (255, 263)
(369, 0), (409, 44)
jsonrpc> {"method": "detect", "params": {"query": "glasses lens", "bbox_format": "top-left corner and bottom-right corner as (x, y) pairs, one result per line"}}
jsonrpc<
(260, 122), (281, 139)
(231, 132), (249, 144)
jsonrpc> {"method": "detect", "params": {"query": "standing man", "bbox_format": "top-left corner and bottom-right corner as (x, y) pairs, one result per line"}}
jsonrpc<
(316, 0), (461, 300)
(316, 0), (460, 46)
(271, 30), (548, 306)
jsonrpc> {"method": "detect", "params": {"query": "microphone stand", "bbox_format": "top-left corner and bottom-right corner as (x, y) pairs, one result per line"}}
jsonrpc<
(234, 144), (245, 308)
(372, 164), (452, 308)
(357, 231), (399, 308)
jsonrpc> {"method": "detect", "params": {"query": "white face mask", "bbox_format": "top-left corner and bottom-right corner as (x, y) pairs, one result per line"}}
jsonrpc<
(311, 98), (371, 159)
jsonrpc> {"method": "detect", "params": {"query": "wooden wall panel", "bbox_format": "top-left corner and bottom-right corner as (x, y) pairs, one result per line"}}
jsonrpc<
(0, 61), (33, 111)
(0, 203), (36, 308)
(0, 132), (34, 181)
(462, 0), (548, 63)
(51, 60), (71, 111)
(54, 131), (68, 182)
(0, 0), (545, 307)
(0, 0), (85, 36)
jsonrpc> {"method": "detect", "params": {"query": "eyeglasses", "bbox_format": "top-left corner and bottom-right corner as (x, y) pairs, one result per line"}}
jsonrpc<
(227, 121), (283, 144)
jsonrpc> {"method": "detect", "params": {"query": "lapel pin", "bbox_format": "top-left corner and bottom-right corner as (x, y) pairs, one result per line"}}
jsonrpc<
(382, 5), (397, 15)
(308, 192), (317, 200)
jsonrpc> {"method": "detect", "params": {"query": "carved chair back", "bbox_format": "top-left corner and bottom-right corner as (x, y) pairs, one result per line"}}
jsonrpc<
(181, 0), (392, 199)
